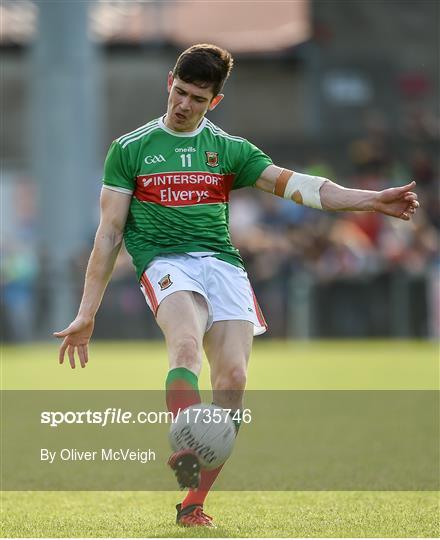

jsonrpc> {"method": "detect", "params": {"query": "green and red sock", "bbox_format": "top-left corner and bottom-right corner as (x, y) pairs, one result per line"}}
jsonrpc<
(166, 371), (242, 509)
(165, 367), (201, 419)
(181, 410), (241, 509)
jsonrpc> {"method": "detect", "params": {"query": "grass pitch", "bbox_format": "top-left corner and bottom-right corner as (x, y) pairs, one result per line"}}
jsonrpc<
(1, 340), (439, 537)
(2, 491), (438, 538)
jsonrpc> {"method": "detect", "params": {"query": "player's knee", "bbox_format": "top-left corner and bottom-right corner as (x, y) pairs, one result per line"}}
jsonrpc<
(214, 366), (247, 391)
(171, 334), (202, 371)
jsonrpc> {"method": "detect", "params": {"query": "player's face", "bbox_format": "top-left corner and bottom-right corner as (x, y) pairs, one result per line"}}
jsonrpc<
(165, 73), (223, 132)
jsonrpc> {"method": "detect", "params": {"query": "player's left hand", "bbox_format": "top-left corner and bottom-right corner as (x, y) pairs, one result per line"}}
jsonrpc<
(373, 181), (419, 221)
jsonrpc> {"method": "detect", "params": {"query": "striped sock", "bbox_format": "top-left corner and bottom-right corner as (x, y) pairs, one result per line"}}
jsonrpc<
(166, 367), (201, 418)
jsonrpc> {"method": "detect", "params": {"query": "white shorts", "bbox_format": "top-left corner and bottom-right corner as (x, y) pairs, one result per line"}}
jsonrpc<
(140, 253), (267, 336)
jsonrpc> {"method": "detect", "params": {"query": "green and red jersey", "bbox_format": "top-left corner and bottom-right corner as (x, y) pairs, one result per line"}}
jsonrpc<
(102, 115), (272, 280)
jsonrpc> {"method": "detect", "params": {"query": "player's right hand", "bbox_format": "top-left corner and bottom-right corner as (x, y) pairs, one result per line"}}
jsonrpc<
(53, 317), (95, 369)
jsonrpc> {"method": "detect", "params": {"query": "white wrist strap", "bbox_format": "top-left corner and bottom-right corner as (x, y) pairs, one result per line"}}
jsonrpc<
(274, 169), (326, 209)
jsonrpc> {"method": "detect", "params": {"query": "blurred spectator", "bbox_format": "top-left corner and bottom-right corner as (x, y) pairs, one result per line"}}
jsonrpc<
(1, 242), (38, 341)
(1, 180), (39, 341)
(409, 148), (436, 191)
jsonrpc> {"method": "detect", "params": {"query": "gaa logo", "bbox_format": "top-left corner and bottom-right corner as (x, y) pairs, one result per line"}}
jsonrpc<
(144, 154), (166, 165)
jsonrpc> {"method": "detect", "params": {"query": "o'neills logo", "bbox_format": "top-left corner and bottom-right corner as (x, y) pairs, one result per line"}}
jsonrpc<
(174, 426), (217, 464)
(134, 171), (235, 207)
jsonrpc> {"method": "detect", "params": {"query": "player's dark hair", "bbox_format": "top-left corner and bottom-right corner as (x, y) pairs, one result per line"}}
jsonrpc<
(172, 44), (234, 97)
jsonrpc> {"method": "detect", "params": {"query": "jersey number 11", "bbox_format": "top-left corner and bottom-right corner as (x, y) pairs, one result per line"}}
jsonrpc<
(180, 154), (192, 167)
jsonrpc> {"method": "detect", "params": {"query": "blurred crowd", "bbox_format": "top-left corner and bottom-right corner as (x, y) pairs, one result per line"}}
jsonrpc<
(2, 117), (439, 341)
(232, 131), (438, 283)
(228, 141), (438, 335)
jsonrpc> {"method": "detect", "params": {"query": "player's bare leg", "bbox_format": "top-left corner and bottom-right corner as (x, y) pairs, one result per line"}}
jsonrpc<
(204, 320), (253, 411)
(156, 290), (209, 375)
(178, 320), (253, 516)
(156, 291), (209, 492)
